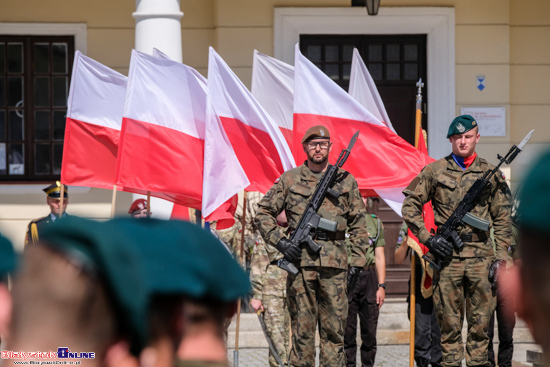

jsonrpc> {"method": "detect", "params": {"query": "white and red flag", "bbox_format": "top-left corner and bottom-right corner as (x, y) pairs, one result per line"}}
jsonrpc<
(61, 51), (126, 189)
(207, 47), (295, 195)
(150, 48), (247, 223)
(116, 49), (208, 208)
(293, 44), (433, 211)
(349, 48), (396, 134)
(251, 50), (295, 150)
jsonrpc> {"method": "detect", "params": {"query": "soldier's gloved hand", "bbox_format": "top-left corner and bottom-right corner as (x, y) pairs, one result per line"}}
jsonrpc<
(488, 259), (506, 292)
(346, 266), (362, 295)
(450, 230), (464, 251)
(276, 238), (301, 262)
(425, 235), (453, 258)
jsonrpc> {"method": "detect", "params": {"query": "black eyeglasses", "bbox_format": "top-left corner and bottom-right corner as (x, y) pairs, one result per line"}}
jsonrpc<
(306, 141), (330, 150)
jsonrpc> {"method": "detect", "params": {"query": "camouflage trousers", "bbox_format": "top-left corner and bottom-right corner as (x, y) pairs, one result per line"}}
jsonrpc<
(434, 257), (496, 367)
(287, 266), (348, 367)
(263, 295), (290, 367)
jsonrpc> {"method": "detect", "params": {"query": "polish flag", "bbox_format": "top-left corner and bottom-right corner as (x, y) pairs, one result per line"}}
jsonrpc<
(151, 48), (248, 222)
(207, 47), (294, 195)
(349, 48), (396, 134)
(293, 44), (433, 208)
(349, 48), (406, 213)
(116, 49), (207, 208)
(251, 50), (295, 151)
(61, 51), (126, 189)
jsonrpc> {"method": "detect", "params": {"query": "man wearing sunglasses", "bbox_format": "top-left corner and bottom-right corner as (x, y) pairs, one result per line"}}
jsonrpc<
(256, 125), (368, 367)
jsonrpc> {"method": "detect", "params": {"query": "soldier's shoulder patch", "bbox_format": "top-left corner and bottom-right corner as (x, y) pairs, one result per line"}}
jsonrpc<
(370, 214), (377, 218)
(31, 215), (49, 224)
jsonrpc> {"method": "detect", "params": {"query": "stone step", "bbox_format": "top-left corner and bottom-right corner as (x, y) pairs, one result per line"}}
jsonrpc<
(226, 301), (533, 348)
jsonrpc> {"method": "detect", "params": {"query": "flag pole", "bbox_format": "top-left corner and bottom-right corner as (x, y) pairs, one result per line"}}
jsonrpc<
(410, 78), (424, 367)
(146, 191), (151, 217)
(59, 183), (65, 217)
(234, 191), (247, 367)
(110, 185), (117, 219)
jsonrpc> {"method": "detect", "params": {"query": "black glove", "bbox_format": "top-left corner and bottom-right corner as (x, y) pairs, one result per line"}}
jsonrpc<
(276, 238), (301, 262)
(346, 266), (362, 295)
(488, 259), (506, 292)
(425, 235), (453, 258)
(449, 230), (464, 251)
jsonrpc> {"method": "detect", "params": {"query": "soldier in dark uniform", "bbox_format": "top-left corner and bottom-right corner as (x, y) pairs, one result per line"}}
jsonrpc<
(24, 182), (68, 246)
(344, 212), (386, 367)
(255, 125), (369, 367)
(402, 115), (512, 367)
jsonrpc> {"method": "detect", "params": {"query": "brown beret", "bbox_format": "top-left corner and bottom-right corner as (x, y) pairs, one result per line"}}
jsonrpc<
(301, 125), (331, 143)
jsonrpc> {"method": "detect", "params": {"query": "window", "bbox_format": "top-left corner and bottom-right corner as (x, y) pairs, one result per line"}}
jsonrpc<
(0, 36), (74, 181)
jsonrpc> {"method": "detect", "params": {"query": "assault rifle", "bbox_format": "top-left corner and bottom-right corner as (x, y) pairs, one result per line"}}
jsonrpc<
(423, 129), (534, 270)
(278, 131), (360, 275)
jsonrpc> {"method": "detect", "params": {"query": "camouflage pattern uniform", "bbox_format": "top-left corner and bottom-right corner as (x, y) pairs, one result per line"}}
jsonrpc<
(402, 155), (512, 367)
(250, 238), (289, 367)
(256, 162), (369, 367)
(344, 214), (385, 367)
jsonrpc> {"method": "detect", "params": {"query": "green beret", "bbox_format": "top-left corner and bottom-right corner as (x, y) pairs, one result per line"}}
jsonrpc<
(41, 216), (148, 356)
(301, 125), (331, 143)
(518, 149), (550, 233)
(446, 115), (478, 138)
(105, 218), (250, 302)
(0, 233), (17, 280)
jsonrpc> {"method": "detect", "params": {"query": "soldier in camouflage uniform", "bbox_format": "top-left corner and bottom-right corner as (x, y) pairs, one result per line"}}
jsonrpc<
(250, 236), (289, 367)
(344, 212), (386, 367)
(402, 115), (512, 367)
(255, 125), (369, 367)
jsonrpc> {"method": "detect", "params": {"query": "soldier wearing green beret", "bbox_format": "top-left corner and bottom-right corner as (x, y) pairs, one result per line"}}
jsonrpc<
(0, 233), (17, 341)
(402, 115), (513, 367)
(508, 149), (550, 366)
(256, 125), (369, 367)
(103, 218), (250, 367)
(24, 182), (69, 247)
(9, 216), (148, 366)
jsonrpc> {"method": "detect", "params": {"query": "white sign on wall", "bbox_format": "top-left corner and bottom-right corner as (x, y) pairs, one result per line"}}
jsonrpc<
(460, 107), (506, 137)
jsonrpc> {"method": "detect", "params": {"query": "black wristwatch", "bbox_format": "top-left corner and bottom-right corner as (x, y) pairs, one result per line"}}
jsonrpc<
(378, 283), (386, 289)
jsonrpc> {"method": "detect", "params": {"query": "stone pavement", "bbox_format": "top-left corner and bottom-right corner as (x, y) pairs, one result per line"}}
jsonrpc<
(227, 343), (540, 366)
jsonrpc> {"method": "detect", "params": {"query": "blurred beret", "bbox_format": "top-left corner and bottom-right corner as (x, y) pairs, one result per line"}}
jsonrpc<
(105, 218), (250, 302)
(0, 233), (17, 280)
(446, 115), (478, 138)
(41, 216), (148, 356)
(301, 125), (331, 143)
(128, 199), (148, 214)
(518, 149), (550, 233)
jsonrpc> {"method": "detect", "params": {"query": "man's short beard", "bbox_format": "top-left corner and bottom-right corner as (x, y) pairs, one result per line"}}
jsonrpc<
(308, 153), (328, 165)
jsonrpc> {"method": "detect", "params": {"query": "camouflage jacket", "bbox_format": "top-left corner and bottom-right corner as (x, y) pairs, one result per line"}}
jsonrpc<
(250, 238), (287, 299)
(402, 154), (512, 261)
(255, 162), (369, 270)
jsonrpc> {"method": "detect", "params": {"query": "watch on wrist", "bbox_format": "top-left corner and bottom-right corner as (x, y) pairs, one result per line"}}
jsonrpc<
(378, 283), (386, 289)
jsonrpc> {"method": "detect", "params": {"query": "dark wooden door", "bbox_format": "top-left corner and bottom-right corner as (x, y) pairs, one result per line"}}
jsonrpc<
(300, 34), (428, 297)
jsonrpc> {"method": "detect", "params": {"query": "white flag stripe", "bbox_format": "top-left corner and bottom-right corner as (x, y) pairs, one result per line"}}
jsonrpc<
(293, 44), (385, 127)
(251, 50), (295, 131)
(67, 51), (126, 130)
(349, 48), (396, 134)
(203, 49), (250, 217)
(208, 47), (295, 172)
(374, 187), (406, 217)
(124, 50), (205, 139)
